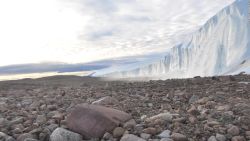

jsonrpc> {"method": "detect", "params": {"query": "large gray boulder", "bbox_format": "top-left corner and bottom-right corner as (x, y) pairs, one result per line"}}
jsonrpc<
(66, 104), (132, 139)
(50, 128), (82, 141)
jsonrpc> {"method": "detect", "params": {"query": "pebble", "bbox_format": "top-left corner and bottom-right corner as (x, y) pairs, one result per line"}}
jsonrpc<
(120, 134), (146, 141)
(17, 133), (36, 141)
(245, 131), (250, 136)
(215, 133), (226, 141)
(207, 136), (217, 141)
(160, 138), (173, 141)
(143, 127), (157, 135)
(227, 126), (240, 136)
(113, 127), (125, 138)
(157, 130), (171, 138)
(140, 133), (151, 140)
(146, 113), (173, 123)
(36, 115), (46, 125)
(123, 119), (136, 129)
(50, 128), (82, 141)
(231, 136), (245, 141)
(171, 133), (188, 141)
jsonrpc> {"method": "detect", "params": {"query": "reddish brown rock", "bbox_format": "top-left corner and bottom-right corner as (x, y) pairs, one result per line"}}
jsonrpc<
(66, 104), (132, 139)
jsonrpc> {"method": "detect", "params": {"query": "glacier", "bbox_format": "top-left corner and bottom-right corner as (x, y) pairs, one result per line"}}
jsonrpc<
(95, 0), (250, 79)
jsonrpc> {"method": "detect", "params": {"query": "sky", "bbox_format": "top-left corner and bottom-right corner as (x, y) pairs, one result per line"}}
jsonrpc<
(0, 0), (234, 67)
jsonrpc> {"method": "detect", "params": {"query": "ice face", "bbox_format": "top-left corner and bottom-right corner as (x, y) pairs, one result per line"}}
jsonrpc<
(248, 0), (250, 23)
(96, 0), (250, 79)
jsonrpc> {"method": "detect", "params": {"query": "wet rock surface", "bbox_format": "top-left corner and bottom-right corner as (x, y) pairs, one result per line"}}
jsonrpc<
(0, 75), (249, 141)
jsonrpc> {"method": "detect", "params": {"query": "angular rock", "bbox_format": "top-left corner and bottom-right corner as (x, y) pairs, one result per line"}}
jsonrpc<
(120, 134), (146, 141)
(50, 128), (82, 141)
(157, 130), (171, 138)
(66, 104), (131, 138)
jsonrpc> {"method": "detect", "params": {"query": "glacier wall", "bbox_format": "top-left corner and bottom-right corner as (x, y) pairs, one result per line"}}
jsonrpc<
(99, 0), (250, 79)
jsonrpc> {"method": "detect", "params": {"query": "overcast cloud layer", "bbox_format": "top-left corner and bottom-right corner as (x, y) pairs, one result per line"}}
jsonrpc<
(0, 0), (234, 67)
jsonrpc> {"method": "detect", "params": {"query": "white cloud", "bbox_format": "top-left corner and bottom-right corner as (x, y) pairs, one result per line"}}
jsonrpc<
(0, 0), (234, 66)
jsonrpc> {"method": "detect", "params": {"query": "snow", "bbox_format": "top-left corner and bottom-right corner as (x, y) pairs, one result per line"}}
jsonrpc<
(95, 0), (250, 79)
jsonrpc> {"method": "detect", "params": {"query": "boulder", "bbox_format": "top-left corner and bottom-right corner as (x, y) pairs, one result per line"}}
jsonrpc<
(50, 128), (82, 141)
(66, 104), (132, 138)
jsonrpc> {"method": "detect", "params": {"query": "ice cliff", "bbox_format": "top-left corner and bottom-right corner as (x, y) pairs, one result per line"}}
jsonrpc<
(97, 0), (250, 79)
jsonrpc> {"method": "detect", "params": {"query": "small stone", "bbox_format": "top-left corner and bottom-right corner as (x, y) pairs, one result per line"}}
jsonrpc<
(103, 132), (112, 140)
(245, 131), (250, 136)
(207, 121), (220, 126)
(0, 132), (15, 141)
(227, 126), (240, 136)
(143, 127), (157, 135)
(24, 139), (38, 141)
(171, 133), (188, 141)
(11, 117), (24, 125)
(188, 117), (197, 124)
(140, 133), (151, 140)
(157, 130), (171, 138)
(123, 119), (136, 129)
(148, 103), (153, 107)
(189, 95), (199, 104)
(120, 134), (146, 141)
(187, 106), (200, 116)
(36, 115), (46, 125)
(47, 105), (57, 111)
(146, 113), (173, 123)
(216, 105), (231, 111)
(231, 136), (245, 141)
(207, 136), (217, 141)
(113, 127), (125, 138)
(216, 133), (226, 141)
(17, 133), (35, 141)
(160, 139), (173, 141)
(50, 128), (82, 141)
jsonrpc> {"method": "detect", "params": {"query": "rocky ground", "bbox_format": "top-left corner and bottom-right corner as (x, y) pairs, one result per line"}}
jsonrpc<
(0, 74), (250, 141)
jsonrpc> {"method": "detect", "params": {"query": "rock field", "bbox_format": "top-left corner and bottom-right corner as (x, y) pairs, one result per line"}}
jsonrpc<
(0, 74), (250, 141)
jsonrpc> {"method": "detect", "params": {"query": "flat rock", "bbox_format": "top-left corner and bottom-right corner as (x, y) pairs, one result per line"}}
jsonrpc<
(120, 134), (146, 141)
(146, 113), (173, 123)
(50, 128), (82, 141)
(66, 104), (132, 138)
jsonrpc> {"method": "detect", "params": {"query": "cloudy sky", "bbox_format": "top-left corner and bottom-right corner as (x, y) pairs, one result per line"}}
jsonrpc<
(0, 0), (234, 67)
